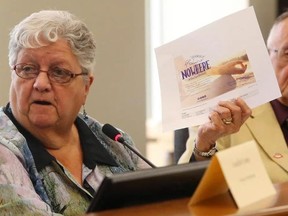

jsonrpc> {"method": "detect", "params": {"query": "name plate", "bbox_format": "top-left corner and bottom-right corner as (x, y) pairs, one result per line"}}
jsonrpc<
(189, 141), (276, 208)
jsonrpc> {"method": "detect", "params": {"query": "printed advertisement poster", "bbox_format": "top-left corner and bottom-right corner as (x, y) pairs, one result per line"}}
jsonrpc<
(155, 7), (281, 131)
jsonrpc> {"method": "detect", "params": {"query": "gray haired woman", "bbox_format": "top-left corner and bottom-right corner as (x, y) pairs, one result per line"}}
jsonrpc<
(0, 10), (147, 215)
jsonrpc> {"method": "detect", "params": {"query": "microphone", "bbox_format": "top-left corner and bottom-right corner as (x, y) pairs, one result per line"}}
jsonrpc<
(102, 123), (157, 168)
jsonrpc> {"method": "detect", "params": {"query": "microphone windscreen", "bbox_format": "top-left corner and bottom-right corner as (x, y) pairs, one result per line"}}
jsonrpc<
(102, 123), (120, 140)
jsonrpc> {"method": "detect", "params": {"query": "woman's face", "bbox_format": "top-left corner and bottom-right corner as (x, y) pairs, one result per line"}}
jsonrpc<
(9, 39), (93, 131)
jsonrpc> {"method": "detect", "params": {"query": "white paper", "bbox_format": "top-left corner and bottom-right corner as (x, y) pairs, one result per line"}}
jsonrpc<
(155, 6), (281, 131)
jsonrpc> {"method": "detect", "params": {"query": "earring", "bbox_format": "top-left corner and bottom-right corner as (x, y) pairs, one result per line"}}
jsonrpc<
(82, 105), (88, 120)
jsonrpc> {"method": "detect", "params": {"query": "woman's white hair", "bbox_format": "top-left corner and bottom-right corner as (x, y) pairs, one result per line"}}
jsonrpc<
(8, 10), (97, 74)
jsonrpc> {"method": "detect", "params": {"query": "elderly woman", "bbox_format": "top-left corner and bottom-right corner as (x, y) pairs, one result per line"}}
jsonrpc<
(0, 10), (147, 215)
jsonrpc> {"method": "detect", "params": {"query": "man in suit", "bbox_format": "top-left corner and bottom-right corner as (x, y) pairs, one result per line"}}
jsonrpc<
(178, 11), (288, 183)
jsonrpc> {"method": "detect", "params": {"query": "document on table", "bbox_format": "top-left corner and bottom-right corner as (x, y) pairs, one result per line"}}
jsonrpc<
(155, 6), (281, 131)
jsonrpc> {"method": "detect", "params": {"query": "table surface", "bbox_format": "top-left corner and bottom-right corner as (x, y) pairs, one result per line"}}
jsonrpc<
(86, 181), (288, 216)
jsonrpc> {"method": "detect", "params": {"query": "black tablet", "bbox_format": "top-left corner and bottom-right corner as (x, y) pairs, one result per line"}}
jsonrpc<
(86, 160), (209, 212)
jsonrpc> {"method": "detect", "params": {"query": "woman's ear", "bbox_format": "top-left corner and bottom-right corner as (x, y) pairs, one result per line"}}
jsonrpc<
(84, 74), (94, 94)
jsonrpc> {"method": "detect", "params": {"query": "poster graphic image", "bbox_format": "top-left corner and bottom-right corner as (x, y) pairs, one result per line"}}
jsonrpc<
(175, 51), (255, 108)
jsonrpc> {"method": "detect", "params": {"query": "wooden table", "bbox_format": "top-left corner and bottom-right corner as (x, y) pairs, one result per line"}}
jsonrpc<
(86, 181), (288, 216)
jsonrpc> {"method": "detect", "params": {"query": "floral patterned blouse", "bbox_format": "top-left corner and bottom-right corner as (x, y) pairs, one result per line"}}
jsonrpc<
(0, 104), (146, 215)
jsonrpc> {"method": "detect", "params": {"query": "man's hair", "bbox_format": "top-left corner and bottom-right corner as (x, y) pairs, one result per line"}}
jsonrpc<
(274, 10), (288, 25)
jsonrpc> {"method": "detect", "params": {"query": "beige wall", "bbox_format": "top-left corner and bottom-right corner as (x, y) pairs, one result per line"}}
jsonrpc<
(0, 0), (147, 154)
(250, 0), (278, 41)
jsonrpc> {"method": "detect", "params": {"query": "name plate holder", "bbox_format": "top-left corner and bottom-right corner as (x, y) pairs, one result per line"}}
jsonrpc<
(189, 141), (276, 208)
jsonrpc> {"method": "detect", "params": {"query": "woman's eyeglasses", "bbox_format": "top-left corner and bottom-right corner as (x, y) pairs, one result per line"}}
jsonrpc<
(12, 63), (88, 84)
